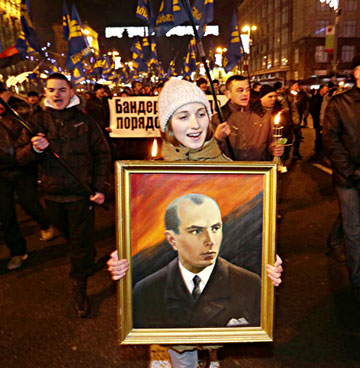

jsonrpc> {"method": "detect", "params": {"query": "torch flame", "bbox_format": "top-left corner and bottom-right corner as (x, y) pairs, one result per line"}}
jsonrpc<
(274, 112), (281, 125)
(151, 139), (158, 158)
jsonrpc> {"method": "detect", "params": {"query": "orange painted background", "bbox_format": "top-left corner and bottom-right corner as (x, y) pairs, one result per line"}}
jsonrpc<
(129, 173), (264, 256)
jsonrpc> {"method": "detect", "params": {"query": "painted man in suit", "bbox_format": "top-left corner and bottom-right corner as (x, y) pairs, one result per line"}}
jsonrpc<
(133, 193), (261, 329)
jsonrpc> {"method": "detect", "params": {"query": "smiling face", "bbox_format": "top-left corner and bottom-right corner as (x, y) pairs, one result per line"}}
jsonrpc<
(169, 102), (210, 149)
(165, 198), (223, 273)
(46, 79), (74, 110)
(226, 79), (250, 107)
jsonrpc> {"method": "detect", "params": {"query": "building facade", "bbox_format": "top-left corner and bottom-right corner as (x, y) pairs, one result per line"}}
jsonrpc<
(0, 0), (39, 89)
(237, 0), (360, 82)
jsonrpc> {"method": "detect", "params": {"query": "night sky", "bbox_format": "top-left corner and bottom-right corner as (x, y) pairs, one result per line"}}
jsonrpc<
(32, 0), (240, 44)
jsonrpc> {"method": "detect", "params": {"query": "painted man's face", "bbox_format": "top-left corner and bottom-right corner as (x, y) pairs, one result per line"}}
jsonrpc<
(165, 198), (223, 273)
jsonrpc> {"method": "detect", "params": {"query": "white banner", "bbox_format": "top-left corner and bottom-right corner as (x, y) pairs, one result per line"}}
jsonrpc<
(109, 95), (228, 138)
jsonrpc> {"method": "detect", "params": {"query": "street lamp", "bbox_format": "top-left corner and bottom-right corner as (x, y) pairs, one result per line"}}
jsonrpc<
(240, 25), (257, 77)
(319, 0), (341, 72)
(241, 25), (257, 50)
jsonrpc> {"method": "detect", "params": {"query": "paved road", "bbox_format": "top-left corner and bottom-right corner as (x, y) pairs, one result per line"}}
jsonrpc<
(1, 127), (360, 368)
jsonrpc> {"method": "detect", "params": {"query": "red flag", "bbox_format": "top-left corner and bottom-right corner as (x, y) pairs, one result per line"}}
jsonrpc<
(0, 45), (23, 69)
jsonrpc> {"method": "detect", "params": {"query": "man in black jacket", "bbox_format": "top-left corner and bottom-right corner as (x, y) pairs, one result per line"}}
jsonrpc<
(17, 73), (111, 317)
(323, 55), (360, 302)
(0, 86), (53, 270)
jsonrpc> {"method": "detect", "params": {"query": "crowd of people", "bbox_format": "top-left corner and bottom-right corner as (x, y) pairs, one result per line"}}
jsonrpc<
(1, 52), (359, 367)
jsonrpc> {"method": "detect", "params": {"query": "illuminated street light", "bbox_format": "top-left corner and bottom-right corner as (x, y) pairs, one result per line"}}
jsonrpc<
(241, 24), (257, 53)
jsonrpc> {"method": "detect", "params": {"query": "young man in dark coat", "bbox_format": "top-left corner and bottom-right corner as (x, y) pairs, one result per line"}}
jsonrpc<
(16, 73), (111, 317)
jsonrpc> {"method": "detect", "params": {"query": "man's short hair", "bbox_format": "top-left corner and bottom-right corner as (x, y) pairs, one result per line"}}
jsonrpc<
(27, 91), (39, 97)
(212, 79), (219, 85)
(164, 193), (220, 234)
(225, 75), (247, 91)
(196, 77), (208, 87)
(46, 73), (72, 89)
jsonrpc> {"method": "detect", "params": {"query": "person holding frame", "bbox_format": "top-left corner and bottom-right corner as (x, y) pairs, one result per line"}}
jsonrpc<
(107, 78), (283, 367)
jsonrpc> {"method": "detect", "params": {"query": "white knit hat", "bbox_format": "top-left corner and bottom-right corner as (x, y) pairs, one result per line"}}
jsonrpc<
(158, 78), (212, 132)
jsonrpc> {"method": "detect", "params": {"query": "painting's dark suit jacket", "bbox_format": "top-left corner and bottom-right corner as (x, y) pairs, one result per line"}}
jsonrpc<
(133, 257), (261, 328)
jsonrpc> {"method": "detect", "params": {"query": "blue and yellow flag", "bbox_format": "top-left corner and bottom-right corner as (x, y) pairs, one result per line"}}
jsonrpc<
(155, 0), (188, 37)
(223, 11), (243, 73)
(72, 63), (86, 86)
(183, 38), (197, 78)
(119, 65), (129, 84)
(147, 38), (159, 68)
(63, 0), (71, 41)
(66, 5), (92, 70)
(192, 0), (214, 38)
(130, 38), (148, 72)
(167, 55), (177, 76)
(88, 57), (104, 77)
(16, 0), (42, 57)
(136, 0), (156, 35)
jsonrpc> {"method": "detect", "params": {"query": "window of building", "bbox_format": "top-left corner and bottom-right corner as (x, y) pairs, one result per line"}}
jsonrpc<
(262, 39), (268, 53)
(315, 20), (331, 36)
(262, 56), (267, 68)
(281, 49), (288, 65)
(294, 48), (299, 64)
(344, 0), (358, 11)
(268, 0), (273, 14)
(281, 28), (288, 45)
(282, 6), (288, 25)
(267, 56), (273, 69)
(342, 20), (356, 37)
(262, 4), (267, 18)
(274, 50), (280, 66)
(274, 11), (280, 29)
(341, 45), (356, 62)
(315, 45), (328, 63)
(275, 31), (281, 47)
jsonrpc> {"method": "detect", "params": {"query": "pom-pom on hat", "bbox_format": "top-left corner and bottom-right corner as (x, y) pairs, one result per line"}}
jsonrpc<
(158, 78), (212, 132)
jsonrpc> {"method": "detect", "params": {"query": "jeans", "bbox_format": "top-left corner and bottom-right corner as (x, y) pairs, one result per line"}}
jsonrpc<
(336, 186), (360, 286)
(168, 349), (198, 368)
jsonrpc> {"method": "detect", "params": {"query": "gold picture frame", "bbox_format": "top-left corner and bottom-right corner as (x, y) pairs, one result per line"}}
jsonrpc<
(115, 161), (277, 345)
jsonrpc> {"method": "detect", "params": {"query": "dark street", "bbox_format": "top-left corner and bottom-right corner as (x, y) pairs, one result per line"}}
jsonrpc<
(1, 126), (360, 368)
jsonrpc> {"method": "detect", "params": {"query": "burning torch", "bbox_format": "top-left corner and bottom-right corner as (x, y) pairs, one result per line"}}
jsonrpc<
(273, 112), (288, 174)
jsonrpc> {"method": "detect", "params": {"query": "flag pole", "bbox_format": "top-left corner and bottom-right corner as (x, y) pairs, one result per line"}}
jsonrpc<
(181, 0), (234, 160)
(235, 8), (251, 84)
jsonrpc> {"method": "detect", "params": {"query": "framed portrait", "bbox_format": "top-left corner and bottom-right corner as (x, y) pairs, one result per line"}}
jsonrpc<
(115, 161), (277, 345)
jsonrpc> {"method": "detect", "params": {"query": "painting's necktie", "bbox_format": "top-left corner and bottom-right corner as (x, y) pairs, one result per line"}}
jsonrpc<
(192, 275), (201, 300)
